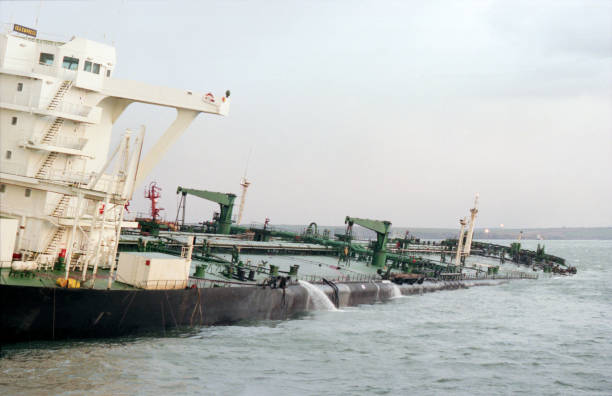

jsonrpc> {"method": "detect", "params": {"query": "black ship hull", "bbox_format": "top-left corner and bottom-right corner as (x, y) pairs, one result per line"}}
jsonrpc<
(0, 281), (472, 344)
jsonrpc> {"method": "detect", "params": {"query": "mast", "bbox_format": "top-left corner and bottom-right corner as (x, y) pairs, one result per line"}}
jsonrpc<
(463, 193), (479, 256)
(455, 217), (467, 268)
(236, 177), (251, 225)
(236, 149), (252, 226)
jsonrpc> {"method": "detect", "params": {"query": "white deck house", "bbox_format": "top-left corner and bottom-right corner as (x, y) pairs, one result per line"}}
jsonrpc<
(0, 25), (229, 278)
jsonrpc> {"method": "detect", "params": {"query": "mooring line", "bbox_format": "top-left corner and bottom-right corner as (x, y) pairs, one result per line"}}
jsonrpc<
(189, 292), (199, 326)
(52, 288), (56, 340)
(119, 291), (136, 327)
(164, 291), (179, 328)
(160, 300), (166, 336)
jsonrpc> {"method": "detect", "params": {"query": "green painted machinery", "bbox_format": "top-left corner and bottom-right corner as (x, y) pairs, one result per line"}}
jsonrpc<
(176, 187), (236, 234)
(345, 216), (391, 267)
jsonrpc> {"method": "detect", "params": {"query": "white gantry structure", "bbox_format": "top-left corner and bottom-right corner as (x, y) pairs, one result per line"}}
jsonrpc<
(0, 25), (230, 279)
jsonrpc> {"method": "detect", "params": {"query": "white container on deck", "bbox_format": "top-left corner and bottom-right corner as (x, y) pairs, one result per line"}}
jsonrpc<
(116, 252), (190, 290)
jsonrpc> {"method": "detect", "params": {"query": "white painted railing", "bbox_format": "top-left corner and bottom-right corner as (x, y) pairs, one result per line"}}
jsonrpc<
(0, 93), (93, 119)
(29, 133), (88, 150)
(45, 168), (93, 186)
(44, 199), (98, 218)
(0, 161), (26, 176)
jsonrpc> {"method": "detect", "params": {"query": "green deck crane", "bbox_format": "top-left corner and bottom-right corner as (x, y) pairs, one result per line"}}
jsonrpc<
(344, 216), (391, 267)
(176, 187), (236, 234)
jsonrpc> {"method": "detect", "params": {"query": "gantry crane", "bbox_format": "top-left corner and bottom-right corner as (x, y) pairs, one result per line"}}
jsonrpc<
(344, 216), (392, 267)
(176, 187), (236, 234)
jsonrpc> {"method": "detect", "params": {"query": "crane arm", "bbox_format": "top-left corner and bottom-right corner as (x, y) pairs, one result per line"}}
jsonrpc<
(344, 216), (392, 267)
(176, 187), (236, 206)
(344, 216), (391, 235)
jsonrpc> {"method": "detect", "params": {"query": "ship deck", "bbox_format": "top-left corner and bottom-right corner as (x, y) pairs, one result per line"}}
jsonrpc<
(0, 268), (139, 290)
(0, 248), (532, 290)
(0, 253), (383, 290)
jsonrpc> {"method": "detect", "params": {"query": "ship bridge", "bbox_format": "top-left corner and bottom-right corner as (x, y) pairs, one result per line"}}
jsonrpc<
(0, 25), (230, 279)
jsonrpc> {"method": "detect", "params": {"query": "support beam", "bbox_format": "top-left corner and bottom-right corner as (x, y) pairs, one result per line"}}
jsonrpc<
(135, 109), (199, 187)
(64, 193), (84, 280)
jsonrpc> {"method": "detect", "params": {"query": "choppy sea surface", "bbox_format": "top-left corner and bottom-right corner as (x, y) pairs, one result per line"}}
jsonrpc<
(1, 240), (610, 395)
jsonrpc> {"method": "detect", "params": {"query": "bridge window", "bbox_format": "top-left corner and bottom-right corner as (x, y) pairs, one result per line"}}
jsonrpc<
(11, 116), (17, 125)
(39, 52), (54, 65)
(62, 56), (79, 71)
(0, 184), (5, 193)
(17, 82), (23, 92)
(84, 61), (101, 74)
(25, 188), (31, 197)
(5, 150), (11, 159)
(106, 69), (111, 77)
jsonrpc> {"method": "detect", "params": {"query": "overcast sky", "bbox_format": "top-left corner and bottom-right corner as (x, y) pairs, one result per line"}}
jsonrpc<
(3, 0), (611, 228)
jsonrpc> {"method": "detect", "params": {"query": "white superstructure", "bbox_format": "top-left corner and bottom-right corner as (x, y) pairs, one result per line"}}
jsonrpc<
(0, 24), (230, 276)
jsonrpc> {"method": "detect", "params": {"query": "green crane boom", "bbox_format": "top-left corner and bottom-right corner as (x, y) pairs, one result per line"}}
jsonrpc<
(176, 187), (236, 234)
(345, 216), (391, 267)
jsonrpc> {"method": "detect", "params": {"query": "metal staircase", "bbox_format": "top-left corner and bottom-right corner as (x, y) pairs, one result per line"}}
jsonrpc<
(35, 151), (59, 179)
(33, 81), (73, 179)
(44, 226), (67, 255)
(40, 118), (65, 145)
(47, 80), (73, 111)
(51, 194), (71, 217)
(43, 194), (72, 255)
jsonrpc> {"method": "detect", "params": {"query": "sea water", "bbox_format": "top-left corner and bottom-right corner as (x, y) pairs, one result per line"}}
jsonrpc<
(1, 240), (610, 395)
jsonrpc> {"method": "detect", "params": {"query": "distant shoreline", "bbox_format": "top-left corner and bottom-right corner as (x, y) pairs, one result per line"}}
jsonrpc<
(264, 225), (612, 241)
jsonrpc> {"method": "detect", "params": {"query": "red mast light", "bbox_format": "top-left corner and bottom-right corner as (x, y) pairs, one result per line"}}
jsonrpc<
(145, 181), (164, 222)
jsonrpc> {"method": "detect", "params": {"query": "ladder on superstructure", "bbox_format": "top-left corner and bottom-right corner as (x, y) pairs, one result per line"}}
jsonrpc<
(43, 194), (72, 256)
(35, 80), (73, 179)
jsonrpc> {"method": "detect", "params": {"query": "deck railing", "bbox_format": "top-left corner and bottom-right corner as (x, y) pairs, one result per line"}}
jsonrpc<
(440, 271), (538, 281)
(136, 279), (188, 290)
(188, 277), (257, 288)
(298, 273), (379, 284)
(28, 133), (88, 150)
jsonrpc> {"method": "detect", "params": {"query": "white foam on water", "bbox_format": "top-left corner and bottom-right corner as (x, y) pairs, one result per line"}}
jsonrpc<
(381, 280), (404, 299)
(390, 283), (403, 299)
(298, 280), (338, 311)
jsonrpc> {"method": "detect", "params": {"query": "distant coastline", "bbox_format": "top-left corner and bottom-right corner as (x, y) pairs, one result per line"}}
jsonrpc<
(267, 225), (612, 240)
(394, 227), (612, 240)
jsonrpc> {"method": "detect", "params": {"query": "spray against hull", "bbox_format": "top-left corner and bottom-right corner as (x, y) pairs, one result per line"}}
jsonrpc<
(298, 280), (337, 311)
(390, 283), (403, 298)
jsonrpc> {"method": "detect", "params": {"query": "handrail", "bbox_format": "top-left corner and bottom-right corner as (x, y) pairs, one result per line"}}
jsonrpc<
(188, 277), (257, 288)
(27, 133), (88, 150)
(0, 92), (93, 118)
(439, 272), (538, 281)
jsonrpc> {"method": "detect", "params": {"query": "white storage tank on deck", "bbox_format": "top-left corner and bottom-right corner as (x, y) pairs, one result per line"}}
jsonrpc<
(116, 252), (190, 290)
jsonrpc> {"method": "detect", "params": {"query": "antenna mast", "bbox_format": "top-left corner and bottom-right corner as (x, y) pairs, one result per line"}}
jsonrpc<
(463, 193), (479, 256)
(455, 217), (467, 268)
(145, 181), (163, 222)
(236, 178), (251, 225)
(236, 148), (252, 225)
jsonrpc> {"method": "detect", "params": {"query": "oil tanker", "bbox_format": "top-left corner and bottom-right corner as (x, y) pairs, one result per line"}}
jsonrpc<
(0, 25), (562, 344)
